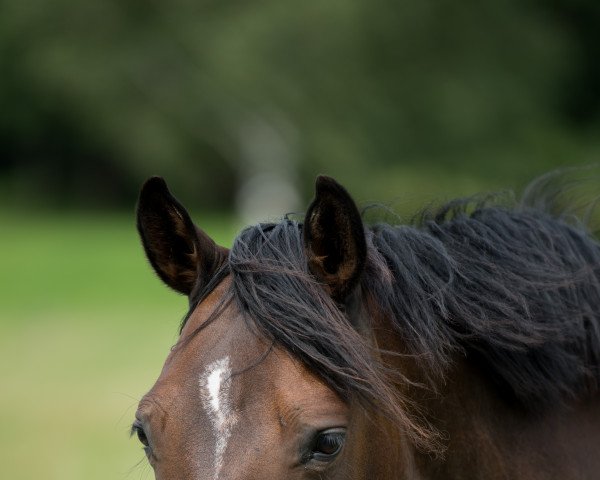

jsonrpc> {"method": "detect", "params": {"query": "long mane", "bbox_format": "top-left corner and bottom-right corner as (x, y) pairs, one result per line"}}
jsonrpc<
(370, 194), (600, 407)
(185, 172), (600, 447)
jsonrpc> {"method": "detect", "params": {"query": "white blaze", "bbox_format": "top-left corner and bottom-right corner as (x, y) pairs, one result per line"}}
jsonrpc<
(200, 357), (237, 480)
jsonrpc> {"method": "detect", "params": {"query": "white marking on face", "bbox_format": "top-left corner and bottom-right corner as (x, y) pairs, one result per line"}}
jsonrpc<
(200, 357), (238, 480)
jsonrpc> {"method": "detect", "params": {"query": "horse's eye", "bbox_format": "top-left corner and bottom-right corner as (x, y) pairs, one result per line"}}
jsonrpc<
(311, 429), (346, 461)
(132, 422), (150, 449)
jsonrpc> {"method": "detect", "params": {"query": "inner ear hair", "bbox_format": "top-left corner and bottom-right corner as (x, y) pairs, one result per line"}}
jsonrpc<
(137, 176), (227, 296)
(304, 175), (367, 301)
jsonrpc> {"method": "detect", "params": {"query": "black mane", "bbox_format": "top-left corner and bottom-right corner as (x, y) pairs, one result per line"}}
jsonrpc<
(370, 202), (600, 406)
(186, 173), (600, 446)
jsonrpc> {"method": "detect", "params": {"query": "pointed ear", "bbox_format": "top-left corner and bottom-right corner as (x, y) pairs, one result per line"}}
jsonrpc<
(303, 175), (367, 301)
(136, 177), (228, 296)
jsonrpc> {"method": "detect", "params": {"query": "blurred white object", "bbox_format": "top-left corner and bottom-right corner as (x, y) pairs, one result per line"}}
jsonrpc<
(235, 113), (300, 223)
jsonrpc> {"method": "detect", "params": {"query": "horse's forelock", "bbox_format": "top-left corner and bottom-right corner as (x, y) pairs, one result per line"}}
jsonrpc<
(226, 220), (436, 451)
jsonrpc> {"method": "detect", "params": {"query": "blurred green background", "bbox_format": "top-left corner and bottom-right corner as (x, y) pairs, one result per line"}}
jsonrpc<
(1, 0), (599, 478)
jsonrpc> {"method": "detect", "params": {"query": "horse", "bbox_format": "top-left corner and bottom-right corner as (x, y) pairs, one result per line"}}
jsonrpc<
(133, 173), (600, 479)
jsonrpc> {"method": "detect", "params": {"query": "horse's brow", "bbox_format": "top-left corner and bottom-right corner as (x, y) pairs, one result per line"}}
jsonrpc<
(137, 395), (169, 433)
(138, 395), (167, 415)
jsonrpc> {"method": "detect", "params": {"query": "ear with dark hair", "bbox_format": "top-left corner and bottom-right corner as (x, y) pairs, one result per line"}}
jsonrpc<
(304, 175), (367, 301)
(136, 176), (229, 296)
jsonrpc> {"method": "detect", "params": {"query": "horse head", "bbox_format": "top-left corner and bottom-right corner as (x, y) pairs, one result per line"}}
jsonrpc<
(133, 176), (416, 479)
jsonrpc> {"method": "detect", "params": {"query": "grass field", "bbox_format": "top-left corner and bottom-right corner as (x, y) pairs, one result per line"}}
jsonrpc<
(0, 211), (238, 480)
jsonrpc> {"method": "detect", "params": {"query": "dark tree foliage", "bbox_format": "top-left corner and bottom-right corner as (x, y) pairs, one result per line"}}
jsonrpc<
(1, 0), (598, 209)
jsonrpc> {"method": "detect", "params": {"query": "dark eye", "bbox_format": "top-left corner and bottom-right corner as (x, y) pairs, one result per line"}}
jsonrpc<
(132, 422), (150, 450)
(311, 429), (346, 462)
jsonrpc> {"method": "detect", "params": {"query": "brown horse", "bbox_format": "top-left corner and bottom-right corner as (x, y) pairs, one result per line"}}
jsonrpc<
(133, 174), (600, 479)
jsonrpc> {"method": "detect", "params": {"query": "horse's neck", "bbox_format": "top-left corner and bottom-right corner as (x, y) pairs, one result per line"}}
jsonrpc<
(371, 312), (600, 479)
(408, 358), (517, 478)
(410, 357), (600, 479)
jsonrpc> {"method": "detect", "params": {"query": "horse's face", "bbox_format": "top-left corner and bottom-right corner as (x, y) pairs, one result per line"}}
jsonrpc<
(136, 277), (360, 479)
(134, 176), (403, 479)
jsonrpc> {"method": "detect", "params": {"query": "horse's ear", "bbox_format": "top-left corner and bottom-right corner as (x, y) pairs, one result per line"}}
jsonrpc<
(136, 177), (228, 296)
(304, 175), (367, 301)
